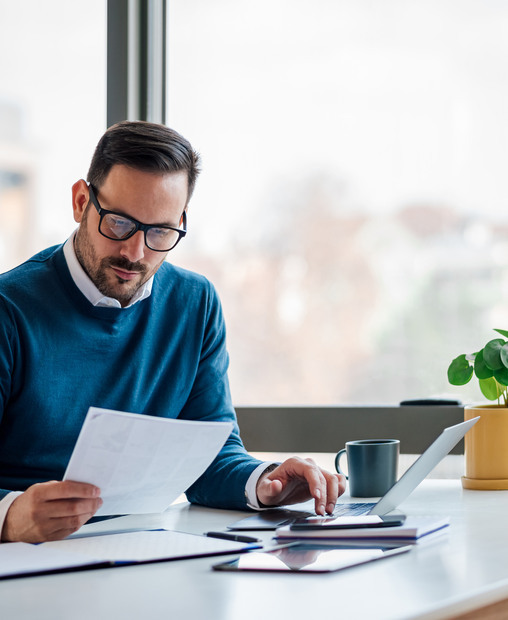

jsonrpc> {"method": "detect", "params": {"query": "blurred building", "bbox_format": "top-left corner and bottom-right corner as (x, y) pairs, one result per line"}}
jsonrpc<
(0, 101), (37, 271)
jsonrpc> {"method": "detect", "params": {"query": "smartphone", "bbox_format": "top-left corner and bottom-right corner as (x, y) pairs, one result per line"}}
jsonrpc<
(212, 543), (411, 573)
(289, 514), (405, 530)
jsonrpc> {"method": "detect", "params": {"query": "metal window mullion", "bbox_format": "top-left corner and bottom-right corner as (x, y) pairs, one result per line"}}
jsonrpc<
(127, 0), (141, 121)
(145, 0), (166, 124)
(107, 0), (166, 126)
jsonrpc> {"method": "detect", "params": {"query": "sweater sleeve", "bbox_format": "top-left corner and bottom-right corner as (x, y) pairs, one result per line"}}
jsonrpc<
(0, 297), (14, 425)
(179, 282), (263, 510)
(0, 298), (19, 499)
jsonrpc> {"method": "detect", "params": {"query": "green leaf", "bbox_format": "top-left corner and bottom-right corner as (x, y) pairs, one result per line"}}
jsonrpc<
(494, 328), (508, 339)
(500, 343), (508, 368)
(479, 377), (505, 400)
(448, 354), (473, 386)
(483, 339), (506, 370)
(494, 366), (508, 386)
(474, 349), (494, 380)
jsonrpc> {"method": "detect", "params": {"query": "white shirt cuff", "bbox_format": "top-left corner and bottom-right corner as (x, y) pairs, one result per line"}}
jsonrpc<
(0, 491), (23, 542)
(245, 462), (280, 510)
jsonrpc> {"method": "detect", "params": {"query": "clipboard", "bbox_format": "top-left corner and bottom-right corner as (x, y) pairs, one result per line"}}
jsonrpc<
(0, 530), (258, 580)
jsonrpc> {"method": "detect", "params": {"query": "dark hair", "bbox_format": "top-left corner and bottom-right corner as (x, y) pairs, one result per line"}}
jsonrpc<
(87, 121), (201, 203)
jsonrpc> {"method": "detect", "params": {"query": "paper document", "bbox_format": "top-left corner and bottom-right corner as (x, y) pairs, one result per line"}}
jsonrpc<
(42, 529), (255, 563)
(0, 542), (108, 579)
(64, 407), (233, 516)
(0, 531), (256, 580)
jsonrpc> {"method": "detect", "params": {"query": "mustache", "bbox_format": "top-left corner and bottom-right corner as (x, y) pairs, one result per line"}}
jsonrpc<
(102, 257), (148, 275)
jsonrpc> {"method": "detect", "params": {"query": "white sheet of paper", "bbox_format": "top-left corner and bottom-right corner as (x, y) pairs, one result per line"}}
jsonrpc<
(42, 530), (251, 562)
(64, 407), (233, 516)
(0, 542), (105, 578)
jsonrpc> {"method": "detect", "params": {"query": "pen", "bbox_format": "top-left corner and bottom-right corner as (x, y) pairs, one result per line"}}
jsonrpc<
(204, 531), (261, 543)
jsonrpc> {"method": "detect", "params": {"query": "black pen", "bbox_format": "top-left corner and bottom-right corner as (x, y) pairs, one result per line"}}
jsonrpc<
(204, 531), (261, 543)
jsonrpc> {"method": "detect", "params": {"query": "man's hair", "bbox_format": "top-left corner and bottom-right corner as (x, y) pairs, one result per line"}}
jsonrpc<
(87, 121), (201, 203)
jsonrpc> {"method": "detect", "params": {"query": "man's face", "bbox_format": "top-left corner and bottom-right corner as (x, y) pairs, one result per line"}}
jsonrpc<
(72, 165), (189, 307)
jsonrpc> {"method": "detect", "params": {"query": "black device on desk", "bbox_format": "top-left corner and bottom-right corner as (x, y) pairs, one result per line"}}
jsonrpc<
(289, 514), (405, 530)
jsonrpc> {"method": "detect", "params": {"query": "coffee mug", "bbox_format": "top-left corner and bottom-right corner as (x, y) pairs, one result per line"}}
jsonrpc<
(335, 439), (399, 497)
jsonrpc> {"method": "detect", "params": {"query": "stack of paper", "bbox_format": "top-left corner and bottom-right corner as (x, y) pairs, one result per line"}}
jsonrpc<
(275, 516), (450, 543)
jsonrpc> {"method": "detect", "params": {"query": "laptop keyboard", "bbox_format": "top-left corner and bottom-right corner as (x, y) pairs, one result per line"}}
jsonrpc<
(228, 502), (378, 530)
(333, 502), (376, 516)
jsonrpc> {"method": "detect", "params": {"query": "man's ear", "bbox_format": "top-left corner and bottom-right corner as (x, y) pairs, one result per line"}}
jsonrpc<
(71, 179), (89, 223)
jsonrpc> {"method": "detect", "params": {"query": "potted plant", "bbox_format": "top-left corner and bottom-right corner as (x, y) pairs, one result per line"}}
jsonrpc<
(448, 328), (508, 489)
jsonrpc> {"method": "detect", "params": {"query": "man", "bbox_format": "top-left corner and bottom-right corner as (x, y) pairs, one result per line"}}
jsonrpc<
(0, 121), (345, 543)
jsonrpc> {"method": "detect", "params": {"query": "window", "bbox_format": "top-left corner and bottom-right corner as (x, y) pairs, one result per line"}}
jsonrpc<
(168, 0), (508, 406)
(0, 0), (106, 271)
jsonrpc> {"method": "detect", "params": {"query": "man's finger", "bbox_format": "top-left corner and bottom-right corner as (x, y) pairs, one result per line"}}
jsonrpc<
(256, 458), (347, 514)
(272, 459), (327, 514)
(33, 480), (101, 501)
(300, 465), (327, 514)
(41, 497), (103, 519)
(29, 510), (99, 542)
(260, 478), (283, 500)
(324, 473), (340, 514)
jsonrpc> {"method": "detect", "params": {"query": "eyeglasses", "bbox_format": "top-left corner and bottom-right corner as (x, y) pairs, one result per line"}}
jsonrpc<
(87, 184), (187, 252)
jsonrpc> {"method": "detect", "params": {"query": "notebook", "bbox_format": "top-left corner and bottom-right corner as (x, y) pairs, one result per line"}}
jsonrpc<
(275, 515), (450, 543)
(229, 416), (479, 530)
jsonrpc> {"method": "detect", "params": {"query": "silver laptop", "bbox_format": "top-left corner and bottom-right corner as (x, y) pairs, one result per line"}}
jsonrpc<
(228, 417), (479, 530)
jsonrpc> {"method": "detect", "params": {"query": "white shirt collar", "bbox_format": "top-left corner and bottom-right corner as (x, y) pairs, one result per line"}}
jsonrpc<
(63, 231), (153, 308)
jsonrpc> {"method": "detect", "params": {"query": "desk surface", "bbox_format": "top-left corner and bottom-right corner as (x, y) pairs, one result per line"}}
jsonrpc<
(3, 480), (508, 620)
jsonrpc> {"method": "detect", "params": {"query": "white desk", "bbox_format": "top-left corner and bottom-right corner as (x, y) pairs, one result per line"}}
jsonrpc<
(2, 480), (508, 620)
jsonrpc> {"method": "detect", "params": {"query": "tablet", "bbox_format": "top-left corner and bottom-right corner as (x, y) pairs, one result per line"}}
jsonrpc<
(289, 514), (405, 530)
(212, 543), (412, 573)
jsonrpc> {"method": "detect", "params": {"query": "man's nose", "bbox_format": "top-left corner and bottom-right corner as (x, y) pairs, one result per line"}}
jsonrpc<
(119, 230), (146, 263)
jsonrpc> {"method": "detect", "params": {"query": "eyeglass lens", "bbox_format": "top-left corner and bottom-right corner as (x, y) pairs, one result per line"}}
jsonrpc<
(100, 213), (181, 251)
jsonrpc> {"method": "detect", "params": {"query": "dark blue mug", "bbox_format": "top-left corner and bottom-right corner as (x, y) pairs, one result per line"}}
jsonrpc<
(335, 439), (399, 497)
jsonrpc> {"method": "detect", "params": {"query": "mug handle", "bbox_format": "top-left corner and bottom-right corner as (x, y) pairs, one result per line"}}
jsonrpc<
(335, 449), (348, 479)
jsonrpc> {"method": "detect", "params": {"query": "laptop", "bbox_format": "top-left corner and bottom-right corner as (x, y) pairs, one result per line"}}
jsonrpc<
(228, 416), (479, 530)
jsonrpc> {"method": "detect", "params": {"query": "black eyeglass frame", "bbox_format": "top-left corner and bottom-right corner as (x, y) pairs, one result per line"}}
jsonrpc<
(87, 184), (187, 252)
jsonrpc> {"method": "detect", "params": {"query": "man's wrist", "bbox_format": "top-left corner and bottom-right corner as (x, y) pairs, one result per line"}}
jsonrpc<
(255, 463), (280, 508)
(0, 492), (22, 542)
(245, 462), (280, 510)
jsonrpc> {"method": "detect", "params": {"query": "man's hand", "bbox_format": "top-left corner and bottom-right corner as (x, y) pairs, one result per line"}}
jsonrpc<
(2, 480), (103, 543)
(256, 457), (346, 515)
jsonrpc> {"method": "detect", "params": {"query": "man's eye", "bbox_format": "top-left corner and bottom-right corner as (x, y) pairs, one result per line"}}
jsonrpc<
(150, 227), (172, 238)
(104, 215), (135, 238)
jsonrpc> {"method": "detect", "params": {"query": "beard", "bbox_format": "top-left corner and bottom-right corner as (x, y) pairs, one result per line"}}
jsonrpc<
(74, 217), (153, 307)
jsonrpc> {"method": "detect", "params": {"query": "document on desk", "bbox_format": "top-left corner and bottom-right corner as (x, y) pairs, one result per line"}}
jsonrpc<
(0, 542), (110, 579)
(41, 530), (256, 563)
(0, 532), (256, 580)
(64, 407), (233, 516)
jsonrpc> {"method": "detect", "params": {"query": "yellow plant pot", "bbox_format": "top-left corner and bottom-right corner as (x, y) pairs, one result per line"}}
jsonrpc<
(462, 404), (508, 490)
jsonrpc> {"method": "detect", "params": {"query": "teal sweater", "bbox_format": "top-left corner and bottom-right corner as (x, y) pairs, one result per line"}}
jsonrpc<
(0, 245), (261, 509)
